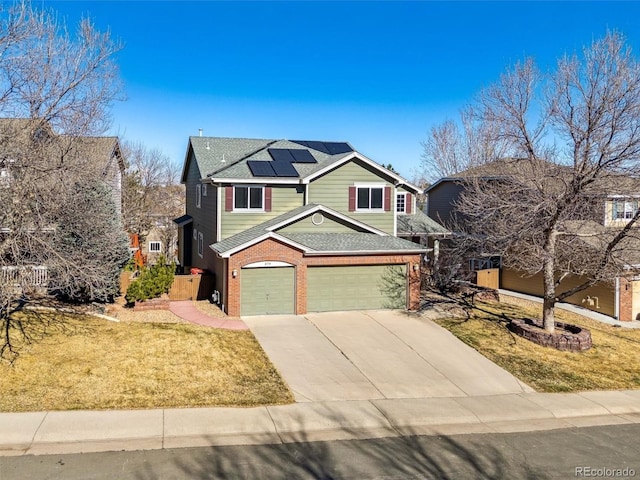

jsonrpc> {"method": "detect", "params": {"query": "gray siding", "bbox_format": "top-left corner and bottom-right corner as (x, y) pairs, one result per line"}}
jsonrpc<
(426, 181), (465, 229)
(184, 152), (219, 273)
(308, 160), (394, 234)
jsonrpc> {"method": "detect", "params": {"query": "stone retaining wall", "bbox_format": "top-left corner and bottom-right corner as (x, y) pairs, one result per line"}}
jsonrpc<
(508, 318), (592, 351)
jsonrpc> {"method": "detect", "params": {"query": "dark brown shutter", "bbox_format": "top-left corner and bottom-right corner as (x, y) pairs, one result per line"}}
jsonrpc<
(225, 186), (233, 211)
(406, 193), (412, 214)
(264, 187), (272, 212)
(384, 186), (391, 211)
(348, 186), (356, 211)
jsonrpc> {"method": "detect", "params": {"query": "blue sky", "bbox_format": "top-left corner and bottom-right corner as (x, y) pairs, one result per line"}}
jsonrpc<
(46, 1), (640, 180)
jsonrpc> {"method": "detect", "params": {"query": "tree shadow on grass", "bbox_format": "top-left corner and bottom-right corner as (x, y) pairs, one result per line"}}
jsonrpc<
(1, 298), (95, 363)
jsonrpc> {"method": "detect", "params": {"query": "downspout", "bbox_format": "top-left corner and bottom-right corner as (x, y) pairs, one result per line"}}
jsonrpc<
(393, 184), (398, 237)
(615, 276), (620, 320)
(216, 185), (222, 242)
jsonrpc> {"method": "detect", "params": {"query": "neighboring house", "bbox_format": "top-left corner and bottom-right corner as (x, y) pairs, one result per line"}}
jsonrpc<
(0, 118), (125, 287)
(175, 136), (434, 316)
(425, 159), (640, 321)
(139, 185), (185, 265)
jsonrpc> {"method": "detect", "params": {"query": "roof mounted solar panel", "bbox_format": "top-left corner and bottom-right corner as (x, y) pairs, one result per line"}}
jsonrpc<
(290, 149), (317, 163)
(247, 160), (276, 177)
(324, 142), (353, 155)
(271, 160), (299, 177)
(290, 140), (329, 154)
(268, 148), (295, 163)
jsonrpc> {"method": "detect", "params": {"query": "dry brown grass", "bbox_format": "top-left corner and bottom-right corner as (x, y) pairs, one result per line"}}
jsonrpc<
(0, 310), (294, 412)
(434, 297), (640, 393)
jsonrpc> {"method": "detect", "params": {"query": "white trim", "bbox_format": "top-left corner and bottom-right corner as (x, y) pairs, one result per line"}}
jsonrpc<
(202, 184), (207, 196)
(216, 186), (222, 242)
(212, 231), (312, 258)
(394, 189), (399, 236)
(264, 204), (388, 236)
(211, 177), (298, 185)
(302, 152), (422, 192)
(303, 249), (426, 256)
(615, 276), (620, 320)
(243, 261), (294, 268)
(193, 228), (198, 240)
(311, 213), (325, 225)
(232, 185), (265, 211)
(196, 184), (201, 208)
(354, 183), (385, 212)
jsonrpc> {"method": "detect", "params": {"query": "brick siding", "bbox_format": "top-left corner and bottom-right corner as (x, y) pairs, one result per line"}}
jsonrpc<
(225, 237), (421, 316)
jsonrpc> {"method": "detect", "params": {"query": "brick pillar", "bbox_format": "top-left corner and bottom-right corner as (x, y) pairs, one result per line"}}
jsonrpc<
(408, 260), (421, 311)
(619, 277), (633, 322)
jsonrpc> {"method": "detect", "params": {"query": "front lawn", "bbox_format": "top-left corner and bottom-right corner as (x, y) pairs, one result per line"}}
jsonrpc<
(433, 296), (640, 393)
(0, 310), (294, 412)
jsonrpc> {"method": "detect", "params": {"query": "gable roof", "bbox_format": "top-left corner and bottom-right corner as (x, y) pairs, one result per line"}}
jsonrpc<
(182, 136), (421, 193)
(211, 204), (425, 257)
(425, 157), (640, 196)
(397, 210), (450, 236)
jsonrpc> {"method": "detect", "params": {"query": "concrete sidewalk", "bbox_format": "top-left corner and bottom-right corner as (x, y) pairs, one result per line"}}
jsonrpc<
(2, 390), (640, 456)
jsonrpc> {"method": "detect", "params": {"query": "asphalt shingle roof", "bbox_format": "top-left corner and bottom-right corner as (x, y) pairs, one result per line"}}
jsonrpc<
(397, 210), (449, 236)
(190, 137), (355, 181)
(278, 232), (426, 253)
(211, 204), (427, 256)
(211, 204), (319, 255)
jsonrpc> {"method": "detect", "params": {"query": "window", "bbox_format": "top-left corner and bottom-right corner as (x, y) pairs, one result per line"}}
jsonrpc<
(198, 232), (204, 257)
(196, 184), (201, 208)
(396, 193), (406, 213)
(149, 241), (161, 253)
(202, 184), (207, 196)
(193, 228), (198, 240)
(613, 199), (639, 220)
(357, 186), (383, 210)
(234, 186), (263, 210)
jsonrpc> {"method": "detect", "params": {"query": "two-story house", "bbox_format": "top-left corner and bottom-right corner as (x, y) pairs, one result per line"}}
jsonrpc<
(425, 159), (640, 321)
(175, 136), (446, 316)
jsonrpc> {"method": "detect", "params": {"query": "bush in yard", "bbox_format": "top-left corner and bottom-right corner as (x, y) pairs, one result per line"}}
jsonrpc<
(125, 255), (174, 304)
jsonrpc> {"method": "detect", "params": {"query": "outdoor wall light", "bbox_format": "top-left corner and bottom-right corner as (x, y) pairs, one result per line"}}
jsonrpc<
(413, 264), (419, 272)
(232, 269), (238, 278)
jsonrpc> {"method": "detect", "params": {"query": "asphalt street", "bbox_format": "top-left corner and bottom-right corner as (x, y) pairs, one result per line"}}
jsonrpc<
(2, 423), (639, 480)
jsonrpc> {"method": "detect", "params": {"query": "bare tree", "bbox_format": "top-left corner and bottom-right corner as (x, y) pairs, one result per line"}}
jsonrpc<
(121, 141), (183, 248)
(420, 107), (508, 182)
(0, 2), (124, 358)
(449, 32), (640, 332)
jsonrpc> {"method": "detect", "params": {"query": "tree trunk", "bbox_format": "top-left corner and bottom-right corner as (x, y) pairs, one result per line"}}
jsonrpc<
(542, 231), (557, 333)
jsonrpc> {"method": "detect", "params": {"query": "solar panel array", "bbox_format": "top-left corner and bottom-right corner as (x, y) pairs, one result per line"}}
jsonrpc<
(247, 160), (276, 177)
(290, 140), (353, 155)
(247, 144), (350, 178)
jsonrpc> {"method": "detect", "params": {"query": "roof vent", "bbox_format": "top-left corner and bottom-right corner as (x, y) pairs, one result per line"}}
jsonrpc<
(206, 141), (210, 150)
(221, 153), (225, 163)
(199, 128), (203, 137)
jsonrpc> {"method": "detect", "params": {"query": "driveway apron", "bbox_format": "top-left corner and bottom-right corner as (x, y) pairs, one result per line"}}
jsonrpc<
(242, 315), (383, 402)
(305, 311), (467, 398)
(245, 311), (531, 403)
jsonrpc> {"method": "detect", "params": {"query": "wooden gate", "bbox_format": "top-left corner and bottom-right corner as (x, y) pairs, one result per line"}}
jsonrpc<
(168, 274), (215, 301)
(475, 268), (499, 290)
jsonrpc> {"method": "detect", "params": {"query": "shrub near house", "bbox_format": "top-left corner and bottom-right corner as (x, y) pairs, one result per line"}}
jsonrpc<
(125, 256), (174, 304)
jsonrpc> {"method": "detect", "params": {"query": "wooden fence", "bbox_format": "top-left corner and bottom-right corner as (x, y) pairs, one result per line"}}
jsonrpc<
(120, 272), (215, 301)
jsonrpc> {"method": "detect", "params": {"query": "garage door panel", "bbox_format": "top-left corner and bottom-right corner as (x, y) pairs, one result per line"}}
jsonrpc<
(241, 267), (295, 316)
(307, 265), (407, 312)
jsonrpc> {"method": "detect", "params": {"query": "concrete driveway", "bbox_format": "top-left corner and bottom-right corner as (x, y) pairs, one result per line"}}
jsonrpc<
(243, 310), (532, 402)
